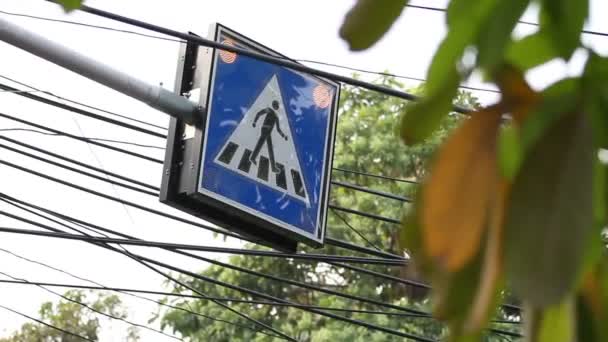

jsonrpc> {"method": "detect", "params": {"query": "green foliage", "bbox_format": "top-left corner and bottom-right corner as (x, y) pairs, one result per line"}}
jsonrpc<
(339, 0), (407, 51)
(339, 1), (607, 341)
(0, 290), (139, 341)
(56, 0), (83, 11)
(158, 77), (513, 341)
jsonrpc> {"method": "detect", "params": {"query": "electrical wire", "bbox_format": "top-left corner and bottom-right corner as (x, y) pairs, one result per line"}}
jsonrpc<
(0, 123), (411, 205)
(0, 270), (182, 341)
(0, 303), (96, 341)
(0, 142), (158, 196)
(0, 197), (423, 318)
(0, 195), (522, 338)
(0, 89), (43, 94)
(331, 208), (383, 252)
(0, 75), (168, 132)
(0, 7), (496, 101)
(0, 194), (432, 314)
(0, 222), (403, 266)
(0, 135), (160, 191)
(0, 199), (295, 341)
(0, 197), (439, 341)
(405, 2), (608, 38)
(0, 248), (280, 338)
(0, 156), (410, 262)
(332, 179), (412, 202)
(0, 112), (163, 163)
(298, 59), (502, 94)
(333, 167), (420, 184)
(0, 127), (165, 150)
(330, 204), (401, 225)
(75, 3), (471, 115)
(0, 8), (185, 43)
(0, 279), (521, 324)
(0, 130), (410, 262)
(0, 166), (524, 340)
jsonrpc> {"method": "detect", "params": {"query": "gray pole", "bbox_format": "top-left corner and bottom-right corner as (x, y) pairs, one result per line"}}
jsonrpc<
(0, 16), (200, 124)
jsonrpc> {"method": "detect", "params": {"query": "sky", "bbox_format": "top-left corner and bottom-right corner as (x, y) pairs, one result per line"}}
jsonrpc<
(0, 0), (606, 341)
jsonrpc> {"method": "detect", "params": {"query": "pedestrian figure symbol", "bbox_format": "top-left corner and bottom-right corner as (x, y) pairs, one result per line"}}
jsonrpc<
(250, 100), (288, 173)
(212, 75), (309, 205)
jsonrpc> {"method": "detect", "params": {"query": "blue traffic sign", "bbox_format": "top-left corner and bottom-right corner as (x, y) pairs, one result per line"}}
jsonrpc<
(195, 25), (339, 246)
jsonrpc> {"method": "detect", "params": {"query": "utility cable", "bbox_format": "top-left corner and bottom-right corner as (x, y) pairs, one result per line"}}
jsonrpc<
(331, 179), (412, 202)
(298, 59), (502, 94)
(75, 3), (471, 115)
(0, 135), (160, 191)
(1, 125), (409, 204)
(0, 127), (165, 149)
(330, 204), (401, 225)
(0, 201), (521, 339)
(0, 142), (158, 196)
(0, 303), (95, 341)
(0, 195), (435, 318)
(0, 8), (184, 43)
(0, 158), (409, 262)
(0, 7), (492, 102)
(333, 167), (420, 184)
(0, 76), (167, 133)
(0, 138), (406, 260)
(0, 279), (521, 324)
(0, 221), (403, 266)
(405, 3), (608, 38)
(0, 196), (520, 338)
(331, 208), (383, 252)
(0, 248), (279, 339)
(0, 199), (438, 341)
(0, 270), (182, 341)
(0, 200), (294, 341)
(0, 112), (163, 163)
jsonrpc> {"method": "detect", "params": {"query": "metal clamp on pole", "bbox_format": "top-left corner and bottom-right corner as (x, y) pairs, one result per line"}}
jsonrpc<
(0, 16), (201, 125)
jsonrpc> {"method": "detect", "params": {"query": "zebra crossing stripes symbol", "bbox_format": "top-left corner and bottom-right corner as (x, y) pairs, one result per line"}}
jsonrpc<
(213, 75), (310, 205)
(217, 143), (307, 199)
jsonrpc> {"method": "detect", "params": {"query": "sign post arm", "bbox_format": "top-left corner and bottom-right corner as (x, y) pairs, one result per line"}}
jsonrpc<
(0, 17), (201, 124)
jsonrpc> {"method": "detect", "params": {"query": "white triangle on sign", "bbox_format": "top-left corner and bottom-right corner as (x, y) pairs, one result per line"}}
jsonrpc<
(213, 75), (310, 206)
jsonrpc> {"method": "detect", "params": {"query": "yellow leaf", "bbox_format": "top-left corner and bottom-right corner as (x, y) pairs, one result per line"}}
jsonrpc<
(421, 108), (502, 271)
(465, 182), (508, 332)
(496, 65), (540, 124)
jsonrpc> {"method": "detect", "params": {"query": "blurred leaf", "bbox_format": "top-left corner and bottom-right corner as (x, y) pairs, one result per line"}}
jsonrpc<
(57, 0), (83, 11)
(519, 78), (580, 152)
(339, 0), (407, 51)
(475, 0), (530, 72)
(582, 53), (608, 149)
(578, 259), (608, 341)
(495, 65), (539, 124)
(498, 126), (523, 180)
(421, 108), (502, 271)
(507, 30), (558, 70)
(433, 244), (483, 322)
(505, 112), (594, 307)
(465, 183), (507, 332)
(537, 297), (576, 342)
(400, 73), (460, 144)
(540, 0), (588, 58)
(401, 0), (499, 144)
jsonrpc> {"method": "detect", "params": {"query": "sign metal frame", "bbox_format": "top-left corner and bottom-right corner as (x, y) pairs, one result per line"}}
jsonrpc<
(160, 24), (339, 251)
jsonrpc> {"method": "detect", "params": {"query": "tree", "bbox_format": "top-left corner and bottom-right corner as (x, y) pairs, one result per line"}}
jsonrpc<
(0, 290), (139, 342)
(157, 76), (514, 341)
(340, 1), (608, 342)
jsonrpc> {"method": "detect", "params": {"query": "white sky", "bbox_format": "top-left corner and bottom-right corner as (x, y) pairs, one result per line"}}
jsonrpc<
(0, 0), (606, 340)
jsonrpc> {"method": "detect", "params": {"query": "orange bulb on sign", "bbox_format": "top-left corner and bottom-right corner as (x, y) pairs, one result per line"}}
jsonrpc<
(218, 39), (237, 64)
(312, 84), (332, 109)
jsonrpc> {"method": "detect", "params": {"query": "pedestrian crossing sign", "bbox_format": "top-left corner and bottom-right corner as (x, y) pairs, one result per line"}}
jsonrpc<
(190, 24), (339, 248)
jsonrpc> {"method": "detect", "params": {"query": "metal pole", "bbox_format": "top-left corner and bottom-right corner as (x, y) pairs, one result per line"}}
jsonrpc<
(0, 16), (200, 124)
